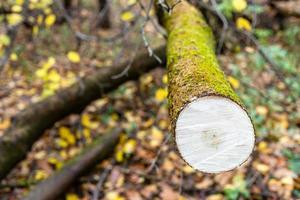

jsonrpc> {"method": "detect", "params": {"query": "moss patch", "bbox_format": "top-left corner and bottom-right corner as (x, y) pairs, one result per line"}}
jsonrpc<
(162, 0), (243, 132)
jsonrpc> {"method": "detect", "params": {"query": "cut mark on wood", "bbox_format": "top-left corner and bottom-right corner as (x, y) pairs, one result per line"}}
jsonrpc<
(175, 96), (255, 173)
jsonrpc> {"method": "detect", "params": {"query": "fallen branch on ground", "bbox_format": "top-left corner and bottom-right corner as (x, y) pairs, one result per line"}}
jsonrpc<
(273, 0), (300, 17)
(0, 45), (165, 181)
(24, 128), (121, 200)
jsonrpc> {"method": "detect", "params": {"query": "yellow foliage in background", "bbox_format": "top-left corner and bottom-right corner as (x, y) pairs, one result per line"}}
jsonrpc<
(236, 17), (252, 31)
(67, 51), (81, 63)
(155, 88), (168, 102)
(7, 14), (23, 26)
(121, 11), (135, 22)
(228, 76), (240, 89)
(232, 0), (247, 12)
(45, 14), (56, 27)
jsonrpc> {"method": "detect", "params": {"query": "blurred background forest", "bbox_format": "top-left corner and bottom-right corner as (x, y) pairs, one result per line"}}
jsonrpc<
(0, 0), (300, 199)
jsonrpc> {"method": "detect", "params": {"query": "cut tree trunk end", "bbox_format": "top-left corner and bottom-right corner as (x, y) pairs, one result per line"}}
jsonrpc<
(158, 0), (255, 173)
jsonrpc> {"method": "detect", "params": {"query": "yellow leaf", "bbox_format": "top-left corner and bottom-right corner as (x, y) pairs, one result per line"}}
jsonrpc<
(15, 0), (24, 5)
(150, 127), (164, 147)
(257, 141), (270, 154)
(34, 151), (46, 159)
(44, 8), (52, 15)
(115, 150), (124, 162)
(256, 105), (268, 116)
(0, 119), (11, 130)
(81, 114), (98, 129)
(32, 26), (39, 35)
(7, 14), (23, 26)
(55, 138), (69, 148)
(47, 157), (63, 169)
(11, 5), (23, 13)
(81, 114), (91, 127)
(253, 162), (270, 174)
(45, 14), (56, 27)
(37, 15), (43, 25)
(67, 51), (81, 63)
(47, 69), (61, 82)
(59, 127), (76, 145)
(41, 88), (55, 98)
(280, 177), (294, 186)
(232, 0), (247, 12)
(207, 194), (224, 200)
(227, 76), (240, 89)
(47, 81), (60, 91)
(106, 191), (125, 200)
(236, 17), (252, 31)
(83, 128), (91, 139)
(42, 57), (56, 69)
(123, 139), (137, 154)
(60, 150), (68, 159)
(10, 53), (18, 61)
(121, 11), (134, 22)
(0, 34), (11, 46)
(162, 74), (168, 84)
(35, 68), (47, 78)
(182, 164), (195, 174)
(66, 193), (79, 200)
(158, 119), (168, 130)
(128, 0), (136, 5)
(155, 88), (168, 102)
(34, 170), (48, 181)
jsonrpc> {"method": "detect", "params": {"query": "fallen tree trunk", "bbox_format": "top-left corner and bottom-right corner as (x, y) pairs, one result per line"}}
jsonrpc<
(156, 0), (255, 173)
(0, 46), (165, 181)
(24, 128), (121, 200)
(273, 0), (300, 17)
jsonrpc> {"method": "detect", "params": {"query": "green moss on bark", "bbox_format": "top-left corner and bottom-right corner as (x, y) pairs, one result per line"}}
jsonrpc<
(161, 0), (243, 132)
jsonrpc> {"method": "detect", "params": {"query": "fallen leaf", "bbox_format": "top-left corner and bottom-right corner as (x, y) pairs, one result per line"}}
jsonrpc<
(232, 0), (247, 12)
(67, 51), (81, 63)
(121, 11), (135, 22)
(236, 17), (252, 31)
(66, 193), (79, 200)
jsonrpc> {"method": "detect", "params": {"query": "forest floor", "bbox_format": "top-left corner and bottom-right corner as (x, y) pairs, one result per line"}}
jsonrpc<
(0, 0), (300, 199)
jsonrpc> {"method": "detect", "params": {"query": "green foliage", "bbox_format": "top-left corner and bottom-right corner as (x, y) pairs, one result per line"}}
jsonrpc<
(261, 45), (297, 73)
(217, 0), (234, 18)
(245, 4), (264, 14)
(224, 174), (249, 200)
(284, 26), (300, 45)
(293, 190), (300, 198)
(282, 149), (300, 175)
(254, 28), (273, 43)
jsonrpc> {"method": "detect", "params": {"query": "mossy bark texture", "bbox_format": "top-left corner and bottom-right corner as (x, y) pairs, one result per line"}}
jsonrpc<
(159, 0), (243, 132)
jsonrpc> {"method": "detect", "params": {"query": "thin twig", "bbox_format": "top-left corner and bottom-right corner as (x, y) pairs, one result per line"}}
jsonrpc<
(54, 0), (129, 43)
(0, 0), (29, 73)
(146, 133), (171, 173)
(92, 160), (115, 200)
(236, 29), (285, 82)
(209, 0), (229, 54)
(195, 1), (286, 82)
(139, 0), (163, 64)
(111, 40), (142, 79)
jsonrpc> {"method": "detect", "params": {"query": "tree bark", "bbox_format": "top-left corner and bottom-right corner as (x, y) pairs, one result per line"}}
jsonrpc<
(156, 0), (255, 173)
(273, 0), (300, 17)
(0, 45), (165, 181)
(24, 128), (121, 200)
(97, 0), (111, 28)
